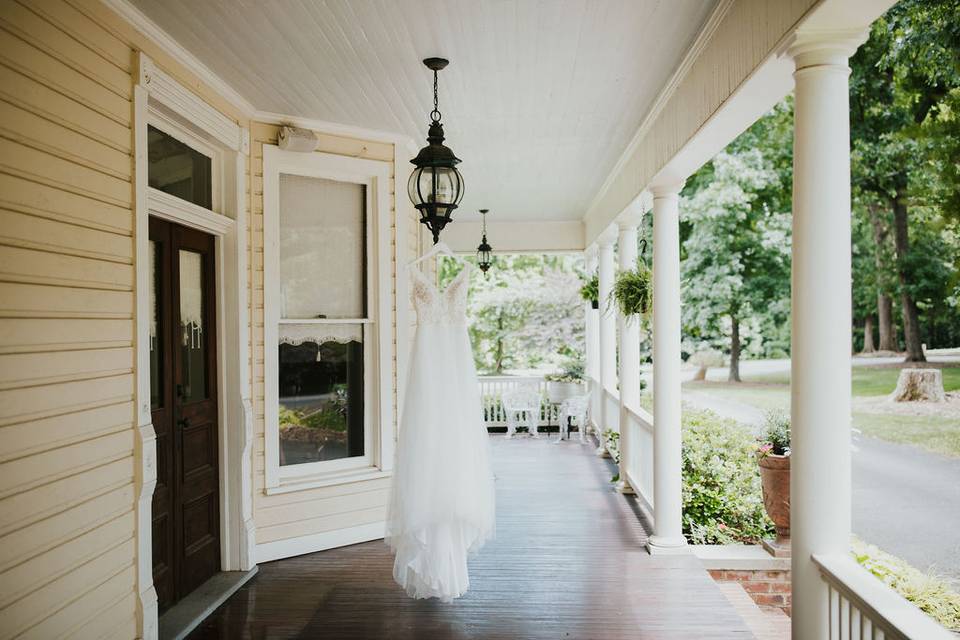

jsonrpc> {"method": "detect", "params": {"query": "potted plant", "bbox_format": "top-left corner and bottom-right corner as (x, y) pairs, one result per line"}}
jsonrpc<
(579, 273), (600, 309)
(610, 262), (652, 321)
(756, 410), (791, 557)
(545, 347), (585, 403)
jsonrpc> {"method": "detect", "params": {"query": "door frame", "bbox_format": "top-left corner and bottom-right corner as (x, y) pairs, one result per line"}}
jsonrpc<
(133, 53), (254, 638)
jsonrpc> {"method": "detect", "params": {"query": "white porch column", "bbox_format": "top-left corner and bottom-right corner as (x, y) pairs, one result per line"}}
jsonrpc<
(647, 182), (687, 553)
(596, 227), (617, 457)
(584, 246), (600, 433)
(789, 30), (865, 640)
(615, 206), (642, 493)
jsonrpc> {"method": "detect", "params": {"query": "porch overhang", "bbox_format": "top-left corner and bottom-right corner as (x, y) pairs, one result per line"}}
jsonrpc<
(583, 0), (894, 244)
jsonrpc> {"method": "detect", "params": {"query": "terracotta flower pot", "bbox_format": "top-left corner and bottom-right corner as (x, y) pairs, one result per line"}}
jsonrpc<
(758, 453), (791, 552)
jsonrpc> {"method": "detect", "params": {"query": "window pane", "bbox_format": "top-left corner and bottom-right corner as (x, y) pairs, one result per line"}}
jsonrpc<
(149, 240), (162, 410)
(278, 334), (364, 466)
(179, 250), (206, 403)
(279, 174), (366, 319)
(148, 125), (212, 209)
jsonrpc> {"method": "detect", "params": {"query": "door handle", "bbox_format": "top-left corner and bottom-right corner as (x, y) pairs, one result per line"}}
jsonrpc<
(177, 418), (189, 429)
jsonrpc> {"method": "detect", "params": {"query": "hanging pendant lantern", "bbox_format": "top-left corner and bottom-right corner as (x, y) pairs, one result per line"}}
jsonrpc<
(408, 57), (464, 244)
(476, 208), (493, 276)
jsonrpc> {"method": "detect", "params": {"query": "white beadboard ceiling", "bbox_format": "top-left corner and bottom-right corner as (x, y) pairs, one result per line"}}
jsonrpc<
(130, 0), (717, 222)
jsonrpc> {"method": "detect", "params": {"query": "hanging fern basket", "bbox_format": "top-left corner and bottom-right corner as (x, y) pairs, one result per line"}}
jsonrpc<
(610, 262), (653, 321)
(579, 273), (600, 309)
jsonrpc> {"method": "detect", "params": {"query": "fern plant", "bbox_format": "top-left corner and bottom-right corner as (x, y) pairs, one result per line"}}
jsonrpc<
(610, 262), (653, 321)
(579, 273), (599, 305)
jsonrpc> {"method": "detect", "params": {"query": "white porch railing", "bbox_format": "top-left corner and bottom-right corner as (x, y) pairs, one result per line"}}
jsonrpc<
(587, 374), (602, 432)
(622, 404), (655, 507)
(603, 387), (619, 434)
(478, 376), (560, 427)
(813, 554), (954, 640)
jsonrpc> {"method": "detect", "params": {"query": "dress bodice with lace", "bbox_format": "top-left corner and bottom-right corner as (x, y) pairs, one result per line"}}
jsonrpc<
(408, 264), (470, 325)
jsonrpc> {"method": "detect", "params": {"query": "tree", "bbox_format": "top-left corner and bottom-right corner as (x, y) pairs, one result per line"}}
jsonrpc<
(681, 150), (791, 382)
(439, 254), (585, 374)
(850, 0), (960, 361)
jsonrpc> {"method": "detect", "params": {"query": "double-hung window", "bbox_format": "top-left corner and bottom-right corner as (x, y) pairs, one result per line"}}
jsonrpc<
(263, 146), (393, 489)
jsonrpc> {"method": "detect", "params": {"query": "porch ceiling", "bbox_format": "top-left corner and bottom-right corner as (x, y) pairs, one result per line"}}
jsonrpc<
(128, 0), (717, 222)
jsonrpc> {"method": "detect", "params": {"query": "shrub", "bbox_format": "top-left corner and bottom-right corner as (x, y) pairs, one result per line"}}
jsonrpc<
(852, 538), (960, 631)
(682, 409), (774, 544)
(689, 350), (724, 369)
(545, 345), (585, 382)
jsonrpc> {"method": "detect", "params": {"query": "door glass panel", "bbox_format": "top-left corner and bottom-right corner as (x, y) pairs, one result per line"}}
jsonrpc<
(148, 125), (212, 209)
(278, 330), (364, 466)
(149, 240), (162, 409)
(279, 174), (366, 319)
(179, 250), (206, 403)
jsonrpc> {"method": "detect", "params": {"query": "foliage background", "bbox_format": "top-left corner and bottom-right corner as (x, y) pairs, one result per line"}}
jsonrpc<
(438, 254), (586, 375)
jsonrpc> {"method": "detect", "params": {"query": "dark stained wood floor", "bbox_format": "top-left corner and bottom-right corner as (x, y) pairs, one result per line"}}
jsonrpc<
(188, 436), (753, 639)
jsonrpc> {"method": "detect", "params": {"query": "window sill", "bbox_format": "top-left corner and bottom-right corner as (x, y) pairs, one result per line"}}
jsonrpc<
(265, 467), (392, 495)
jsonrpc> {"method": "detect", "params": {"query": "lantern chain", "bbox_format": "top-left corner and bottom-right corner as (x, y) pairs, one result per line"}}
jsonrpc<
(430, 69), (442, 123)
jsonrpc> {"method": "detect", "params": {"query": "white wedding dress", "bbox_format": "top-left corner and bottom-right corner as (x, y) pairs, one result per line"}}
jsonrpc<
(385, 262), (495, 602)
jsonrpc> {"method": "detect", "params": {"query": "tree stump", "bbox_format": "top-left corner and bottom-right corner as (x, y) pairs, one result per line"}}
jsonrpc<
(890, 368), (946, 402)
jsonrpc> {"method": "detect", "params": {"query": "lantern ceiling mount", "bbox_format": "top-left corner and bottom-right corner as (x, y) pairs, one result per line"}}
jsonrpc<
(408, 57), (464, 245)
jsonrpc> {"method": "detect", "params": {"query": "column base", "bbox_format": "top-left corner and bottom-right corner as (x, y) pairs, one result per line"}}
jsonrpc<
(646, 535), (690, 555)
(614, 479), (635, 494)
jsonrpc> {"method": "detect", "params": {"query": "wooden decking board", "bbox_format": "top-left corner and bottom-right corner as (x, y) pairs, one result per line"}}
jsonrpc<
(189, 436), (754, 639)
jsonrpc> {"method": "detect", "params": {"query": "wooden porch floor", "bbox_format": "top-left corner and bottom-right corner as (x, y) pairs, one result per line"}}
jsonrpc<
(188, 436), (753, 639)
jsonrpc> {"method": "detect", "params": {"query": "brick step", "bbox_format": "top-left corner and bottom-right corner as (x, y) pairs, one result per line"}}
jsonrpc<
(716, 581), (791, 640)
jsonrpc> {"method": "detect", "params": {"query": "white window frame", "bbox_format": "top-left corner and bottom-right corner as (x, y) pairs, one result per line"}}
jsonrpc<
(263, 145), (394, 491)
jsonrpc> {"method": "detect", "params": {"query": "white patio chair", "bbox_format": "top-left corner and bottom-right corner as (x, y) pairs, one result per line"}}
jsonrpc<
(557, 394), (589, 443)
(501, 384), (541, 438)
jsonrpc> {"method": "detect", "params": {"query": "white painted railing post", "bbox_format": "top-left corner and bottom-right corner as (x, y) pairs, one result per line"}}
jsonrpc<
(596, 227), (618, 457)
(615, 203), (643, 493)
(647, 181), (687, 554)
(788, 29), (867, 640)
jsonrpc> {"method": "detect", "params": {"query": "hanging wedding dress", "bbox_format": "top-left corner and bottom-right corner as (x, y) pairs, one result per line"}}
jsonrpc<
(386, 248), (495, 602)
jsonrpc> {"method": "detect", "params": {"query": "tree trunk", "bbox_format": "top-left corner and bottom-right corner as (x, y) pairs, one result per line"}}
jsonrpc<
(890, 368), (945, 402)
(862, 316), (875, 353)
(877, 293), (897, 351)
(867, 204), (897, 351)
(892, 196), (926, 362)
(728, 315), (741, 383)
(494, 312), (505, 373)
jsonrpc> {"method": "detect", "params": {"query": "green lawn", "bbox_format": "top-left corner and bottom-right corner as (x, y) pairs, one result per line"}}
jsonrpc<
(685, 365), (960, 457)
(853, 413), (960, 457)
(743, 365), (960, 397)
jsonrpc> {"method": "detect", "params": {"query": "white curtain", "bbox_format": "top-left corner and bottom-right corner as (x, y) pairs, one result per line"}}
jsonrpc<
(279, 173), (366, 320)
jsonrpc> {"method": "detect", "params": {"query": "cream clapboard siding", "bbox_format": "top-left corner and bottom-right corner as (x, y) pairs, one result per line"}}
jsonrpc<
(0, 1), (246, 637)
(249, 122), (406, 546)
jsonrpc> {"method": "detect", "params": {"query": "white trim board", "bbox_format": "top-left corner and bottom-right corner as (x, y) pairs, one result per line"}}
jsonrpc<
(132, 53), (254, 640)
(256, 522), (386, 564)
(254, 111), (417, 150)
(104, 0), (256, 117)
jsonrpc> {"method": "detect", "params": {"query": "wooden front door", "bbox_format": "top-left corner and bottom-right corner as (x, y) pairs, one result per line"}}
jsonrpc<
(149, 217), (220, 612)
